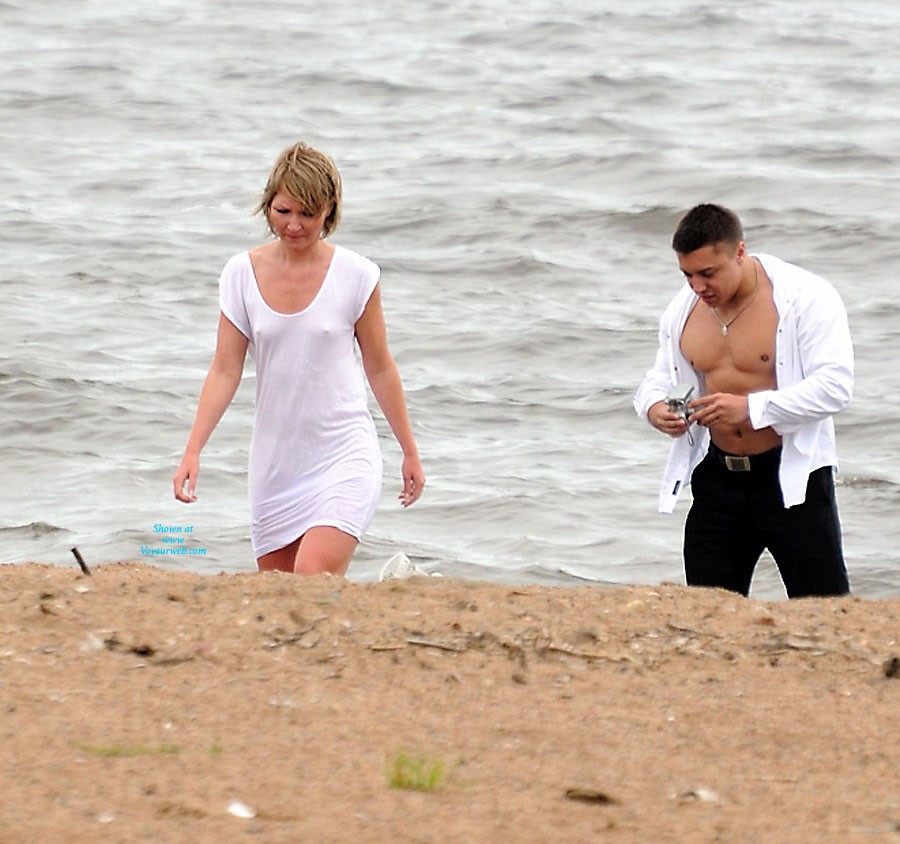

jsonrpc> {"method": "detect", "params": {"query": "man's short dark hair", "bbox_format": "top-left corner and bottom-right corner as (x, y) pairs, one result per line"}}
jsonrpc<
(672, 204), (744, 254)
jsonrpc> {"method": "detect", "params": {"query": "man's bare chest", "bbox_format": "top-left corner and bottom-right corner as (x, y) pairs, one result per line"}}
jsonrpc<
(680, 297), (779, 391)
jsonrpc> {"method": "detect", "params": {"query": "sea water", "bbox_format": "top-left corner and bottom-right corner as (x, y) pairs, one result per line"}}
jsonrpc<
(2, 0), (900, 599)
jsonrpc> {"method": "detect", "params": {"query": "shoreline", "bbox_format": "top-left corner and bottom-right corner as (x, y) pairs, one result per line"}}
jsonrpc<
(2, 562), (898, 842)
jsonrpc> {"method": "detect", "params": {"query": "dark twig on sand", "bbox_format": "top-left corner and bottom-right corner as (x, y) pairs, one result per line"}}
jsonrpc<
(70, 546), (91, 577)
(406, 636), (465, 653)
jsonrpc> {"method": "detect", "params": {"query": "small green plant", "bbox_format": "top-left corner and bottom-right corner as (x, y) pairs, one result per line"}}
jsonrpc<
(76, 742), (181, 757)
(386, 749), (446, 791)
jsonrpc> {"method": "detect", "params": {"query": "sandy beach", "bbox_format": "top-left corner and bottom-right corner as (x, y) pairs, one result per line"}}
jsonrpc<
(1, 561), (897, 843)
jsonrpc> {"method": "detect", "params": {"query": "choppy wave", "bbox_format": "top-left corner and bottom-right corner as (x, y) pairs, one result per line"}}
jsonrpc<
(1, 522), (72, 539)
(2, 0), (900, 598)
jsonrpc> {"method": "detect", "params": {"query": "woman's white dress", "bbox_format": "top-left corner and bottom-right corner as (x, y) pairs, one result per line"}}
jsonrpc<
(218, 245), (383, 557)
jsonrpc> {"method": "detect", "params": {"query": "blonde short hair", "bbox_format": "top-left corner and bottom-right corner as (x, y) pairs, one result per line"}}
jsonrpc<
(256, 142), (343, 237)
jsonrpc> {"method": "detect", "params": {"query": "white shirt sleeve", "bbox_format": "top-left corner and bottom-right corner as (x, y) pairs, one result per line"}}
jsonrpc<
(633, 287), (699, 422)
(218, 253), (252, 339)
(748, 269), (853, 434)
(352, 258), (380, 323)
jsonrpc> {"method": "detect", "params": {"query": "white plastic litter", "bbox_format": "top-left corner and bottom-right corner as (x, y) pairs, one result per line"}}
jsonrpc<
(227, 800), (256, 819)
(379, 553), (418, 581)
(379, 553), (442, 581)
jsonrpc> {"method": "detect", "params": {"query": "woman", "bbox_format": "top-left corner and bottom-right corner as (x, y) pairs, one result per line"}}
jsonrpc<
(173, 142), (424, 575)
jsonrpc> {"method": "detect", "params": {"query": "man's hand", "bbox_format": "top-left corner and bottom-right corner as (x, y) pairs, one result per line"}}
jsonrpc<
(688, 393), (750, 428)
(648, 400), (689, 438)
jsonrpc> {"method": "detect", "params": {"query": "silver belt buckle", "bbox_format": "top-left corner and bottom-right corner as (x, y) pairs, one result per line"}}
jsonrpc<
(724, 455), (752, 472)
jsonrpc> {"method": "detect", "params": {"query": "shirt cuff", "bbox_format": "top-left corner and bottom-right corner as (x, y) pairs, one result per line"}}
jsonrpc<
(747, 390), (771, 430)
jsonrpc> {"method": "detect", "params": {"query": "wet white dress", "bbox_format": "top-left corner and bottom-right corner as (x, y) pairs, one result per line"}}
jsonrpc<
(219, 246), (383, 558)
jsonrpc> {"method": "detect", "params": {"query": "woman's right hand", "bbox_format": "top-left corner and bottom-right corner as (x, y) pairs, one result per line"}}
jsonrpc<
(173, 454), (199, 502)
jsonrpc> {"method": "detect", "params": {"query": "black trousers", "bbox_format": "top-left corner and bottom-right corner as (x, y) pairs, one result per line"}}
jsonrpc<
(683, 446), (850, 598)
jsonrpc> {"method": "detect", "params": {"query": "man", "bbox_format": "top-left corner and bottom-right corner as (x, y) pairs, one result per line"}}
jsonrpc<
(634, 204), (853, 598)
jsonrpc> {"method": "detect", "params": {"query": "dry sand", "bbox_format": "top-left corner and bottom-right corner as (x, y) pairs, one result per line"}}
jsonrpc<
(1, 561), (898, 843)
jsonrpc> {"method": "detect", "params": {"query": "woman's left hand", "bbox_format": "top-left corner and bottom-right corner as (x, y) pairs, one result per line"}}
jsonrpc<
(399, 454), (425, 507)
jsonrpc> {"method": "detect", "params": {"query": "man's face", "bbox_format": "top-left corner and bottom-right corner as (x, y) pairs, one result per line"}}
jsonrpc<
(677, 241), (745, 308)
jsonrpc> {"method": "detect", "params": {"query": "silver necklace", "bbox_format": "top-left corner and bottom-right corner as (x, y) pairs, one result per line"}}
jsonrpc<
(712, 260), (759, 337)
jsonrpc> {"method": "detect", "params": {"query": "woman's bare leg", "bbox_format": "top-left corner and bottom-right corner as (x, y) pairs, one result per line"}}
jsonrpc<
(257, 538), (300, 572)
(293, 526), (358, 576)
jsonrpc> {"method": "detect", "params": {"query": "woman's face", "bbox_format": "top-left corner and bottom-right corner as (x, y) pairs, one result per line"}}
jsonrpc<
(268, 190), (332, 247)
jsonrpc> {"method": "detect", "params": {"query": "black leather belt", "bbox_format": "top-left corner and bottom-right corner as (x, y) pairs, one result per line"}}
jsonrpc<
(709, 442), (781, 473)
